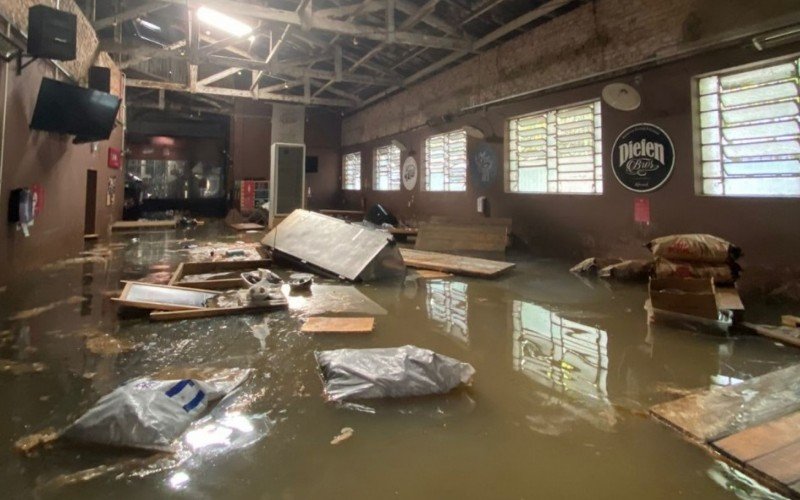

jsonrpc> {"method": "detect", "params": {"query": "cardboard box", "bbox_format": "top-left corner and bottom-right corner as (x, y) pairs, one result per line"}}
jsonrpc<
(649, 277), (719, 320)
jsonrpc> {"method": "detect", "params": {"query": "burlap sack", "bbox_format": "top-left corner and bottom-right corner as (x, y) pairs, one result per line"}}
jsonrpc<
(646, 234), (741, 263)
(654, 258), (740, 285)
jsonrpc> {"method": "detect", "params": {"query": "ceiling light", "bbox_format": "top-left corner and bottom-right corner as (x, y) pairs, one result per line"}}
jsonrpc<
(197, 6), (253, 37)
(137, 18), (162, 32)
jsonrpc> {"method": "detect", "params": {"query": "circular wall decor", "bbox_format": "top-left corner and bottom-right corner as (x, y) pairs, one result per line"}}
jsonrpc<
(470, 142), (499, 188)
(611, 123), (675, 193)
(402, 156), (418, 190)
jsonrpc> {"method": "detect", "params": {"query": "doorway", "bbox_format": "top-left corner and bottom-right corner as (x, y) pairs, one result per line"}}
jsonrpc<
(84, 170), (97, 235)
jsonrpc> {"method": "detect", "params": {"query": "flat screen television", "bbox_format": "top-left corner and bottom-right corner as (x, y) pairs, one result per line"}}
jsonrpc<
(30, 78), (121, 141)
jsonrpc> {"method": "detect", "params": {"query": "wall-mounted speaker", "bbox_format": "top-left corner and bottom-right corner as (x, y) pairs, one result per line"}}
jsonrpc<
(89, 66), (111, 93)
(27, 5), (77, 61)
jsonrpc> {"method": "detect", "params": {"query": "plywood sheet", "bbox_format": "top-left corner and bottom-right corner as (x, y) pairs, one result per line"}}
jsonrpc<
(650, 363), (800, 443)
(400, 248), (514, 278)
(301, 317), (374, 334)
(749, 440), (800, 485)
(714, 411), (800, 463)
(415, 223), (507, 254)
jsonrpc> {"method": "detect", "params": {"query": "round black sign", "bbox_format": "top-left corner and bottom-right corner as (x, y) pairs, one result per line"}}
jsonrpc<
(611, 123), (675, 193)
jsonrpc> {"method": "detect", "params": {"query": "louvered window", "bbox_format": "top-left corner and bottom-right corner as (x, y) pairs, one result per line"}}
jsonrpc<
(507, 100), (603, 194)
(697, 57), (800, 197)
(342, 152), (361, 190)
(424, 130), (467, 191)
(373, 144), (401, 191)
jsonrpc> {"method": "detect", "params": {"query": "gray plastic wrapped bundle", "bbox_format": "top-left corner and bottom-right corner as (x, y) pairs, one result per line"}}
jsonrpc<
(62, 368), (251, 451)
(315, 345), (475, 402)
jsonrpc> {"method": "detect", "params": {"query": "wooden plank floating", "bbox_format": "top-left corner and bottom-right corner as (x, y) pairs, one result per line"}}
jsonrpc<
(415, 222), (508, 255)
(740, 323), (800, 349)
(149, 299), (287, 321)
(112, 281), (218, 311)
(169, 259), (271, 290)
(714, 411), (800, 463)
(111, 219), (178, 231)
(784, 315), (800, 328)
(228, 222), (266, 231)
(301, 317), (374, 334)
(413, 269), (453, 280)
(650, 363), (800, 443)
(400, 248), (514, 278)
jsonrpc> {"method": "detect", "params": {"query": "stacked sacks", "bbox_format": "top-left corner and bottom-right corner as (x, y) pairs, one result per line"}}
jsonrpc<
(646, 234), (742, 285)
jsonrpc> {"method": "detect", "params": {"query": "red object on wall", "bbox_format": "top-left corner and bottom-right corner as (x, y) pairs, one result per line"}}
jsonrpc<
(240, 181), (255, 213)
(108, 147), (121, 169)
(30, 184), (45, 216)
(634, 197), (650, 225)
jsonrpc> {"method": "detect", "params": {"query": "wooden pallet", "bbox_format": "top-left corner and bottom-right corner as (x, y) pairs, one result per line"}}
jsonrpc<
(399, 248), (514, 278)
(169, 259), (271, 290)
(415, 222), (508, 255)
(650, 363), (800, 498)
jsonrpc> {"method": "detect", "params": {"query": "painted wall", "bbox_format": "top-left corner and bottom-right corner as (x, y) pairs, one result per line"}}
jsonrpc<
(0, 61), (125, 285)
(229, 100), (342, 210)
(341, 42), (800, 276)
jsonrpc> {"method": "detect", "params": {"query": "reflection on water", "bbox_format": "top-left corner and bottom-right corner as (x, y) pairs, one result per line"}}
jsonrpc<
(512, 300), (609, 403)
(426, 280), (468, 345)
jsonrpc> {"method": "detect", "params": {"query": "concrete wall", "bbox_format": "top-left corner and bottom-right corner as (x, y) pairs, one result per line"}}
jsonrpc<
(340, 0), (800, 275)
(0, 1), (124, 285)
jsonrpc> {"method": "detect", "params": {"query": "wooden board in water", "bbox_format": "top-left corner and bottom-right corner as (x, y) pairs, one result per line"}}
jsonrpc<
(400, 248), (514, 278)
(111, 219), (178, 231)
(301, 317), (374, 334)
(415, 223), (508, 255)
(650, 363), (800, 443)
(228, 222), (265, 231)
(149, 299), (287, 321)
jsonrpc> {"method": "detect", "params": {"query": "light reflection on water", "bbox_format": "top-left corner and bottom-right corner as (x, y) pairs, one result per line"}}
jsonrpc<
(425, 280), (469, 345)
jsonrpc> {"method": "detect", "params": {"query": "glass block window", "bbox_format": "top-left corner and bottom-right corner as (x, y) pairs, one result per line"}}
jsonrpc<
(424, 129), (467, 191)
(342, 152), (361, 190)
(373, 144), (401, 191)
(697, 57), (800, 197)
(507, 100), (603, 194)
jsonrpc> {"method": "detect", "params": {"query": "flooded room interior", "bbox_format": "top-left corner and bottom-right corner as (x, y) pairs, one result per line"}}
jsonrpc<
(1, 0), (800, 498)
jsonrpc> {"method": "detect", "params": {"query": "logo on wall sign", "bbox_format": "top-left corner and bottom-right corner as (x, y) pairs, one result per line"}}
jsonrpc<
(611, 123), (675, 193)
(402, 156), (418, 190)
(470, 142), (498, 188)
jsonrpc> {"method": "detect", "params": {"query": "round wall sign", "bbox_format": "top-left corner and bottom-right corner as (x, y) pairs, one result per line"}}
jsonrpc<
(470, 142), (499, 188)
(402, 156), (418, 190)
(611, 123), (675, 193)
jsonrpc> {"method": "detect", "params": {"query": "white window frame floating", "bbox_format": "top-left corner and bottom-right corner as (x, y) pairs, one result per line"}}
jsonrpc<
(506, 99), (603, 194)
(424, 129), (468, 191)
(373, 144), (401, 191)
(342, 152), (362, 191)
(695, 55), (800, 197)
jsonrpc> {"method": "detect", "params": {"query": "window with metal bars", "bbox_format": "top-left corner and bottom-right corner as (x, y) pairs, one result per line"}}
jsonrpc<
(424, 129), (467, 191)
(373, 144), (401, 191)
(697, 56), (800, 197)
(342, 152), (361, 190)
(506, 100), (603, 194)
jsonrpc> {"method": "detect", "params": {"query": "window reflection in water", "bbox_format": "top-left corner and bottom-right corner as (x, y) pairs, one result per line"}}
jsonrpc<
(426, 281), (468, 345)
(512, 300), (609, 403)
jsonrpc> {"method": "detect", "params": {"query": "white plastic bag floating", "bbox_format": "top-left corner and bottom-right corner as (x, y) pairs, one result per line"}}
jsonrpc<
(315, 345), (475, 402)
(62, 368), (251, 452)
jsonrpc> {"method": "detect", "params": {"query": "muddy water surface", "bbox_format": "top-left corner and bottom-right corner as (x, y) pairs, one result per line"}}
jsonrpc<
(0, 222), (797, 499)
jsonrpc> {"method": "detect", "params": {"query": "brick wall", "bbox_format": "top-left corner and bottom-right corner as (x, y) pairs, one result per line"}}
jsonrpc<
(343, 0), (800, 146)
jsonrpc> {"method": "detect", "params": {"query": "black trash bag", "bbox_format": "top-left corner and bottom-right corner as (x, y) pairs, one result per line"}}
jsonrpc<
(315, 345), (475, 402)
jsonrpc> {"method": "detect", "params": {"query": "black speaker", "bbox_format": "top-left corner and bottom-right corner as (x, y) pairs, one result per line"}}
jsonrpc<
(27, 5), (77, 61)
(89, 66), (111, 93)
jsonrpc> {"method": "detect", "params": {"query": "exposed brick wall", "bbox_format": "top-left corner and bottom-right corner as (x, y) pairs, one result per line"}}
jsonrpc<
(343, 0), (799, 146)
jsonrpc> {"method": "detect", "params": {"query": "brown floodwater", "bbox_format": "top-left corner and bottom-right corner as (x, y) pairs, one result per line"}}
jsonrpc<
(1, 221), (797, 499)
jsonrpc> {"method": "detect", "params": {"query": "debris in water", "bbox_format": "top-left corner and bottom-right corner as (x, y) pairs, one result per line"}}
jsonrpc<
(330, 427), (354, 445)
(0, 359), (47, 375)
(13, 427), (60, 456)
(85, 334), (137, 355)
(653, 382), (700, 398)
(41, 256), (108, 271)
(9, 296), (87, 321)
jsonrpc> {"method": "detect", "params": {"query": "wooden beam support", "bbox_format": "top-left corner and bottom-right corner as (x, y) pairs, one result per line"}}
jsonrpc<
(93, 1), (168, 30)
(126, 78), (354, 107)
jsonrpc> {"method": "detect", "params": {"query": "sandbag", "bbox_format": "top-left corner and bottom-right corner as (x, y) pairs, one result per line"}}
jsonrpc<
(570, 257), (623, 275)
(62, 368), (251, 451)
(646, 234), (741, 263)
(654, 258), (740, 285)
(315, 345), (475, 402)
(598, 260), (654, 282)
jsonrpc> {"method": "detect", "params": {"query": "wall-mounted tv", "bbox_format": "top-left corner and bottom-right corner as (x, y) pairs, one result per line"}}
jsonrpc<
(30, 78), (121, 142)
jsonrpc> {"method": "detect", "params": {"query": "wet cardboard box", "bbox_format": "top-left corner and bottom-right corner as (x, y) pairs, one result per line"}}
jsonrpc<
(646, 277), (744, 327)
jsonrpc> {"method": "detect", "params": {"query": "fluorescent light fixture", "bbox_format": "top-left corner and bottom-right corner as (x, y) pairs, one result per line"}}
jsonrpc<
(137, 18), (162, 32)
(753, 25), (800, 50)
(197, 6), (253, 37)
